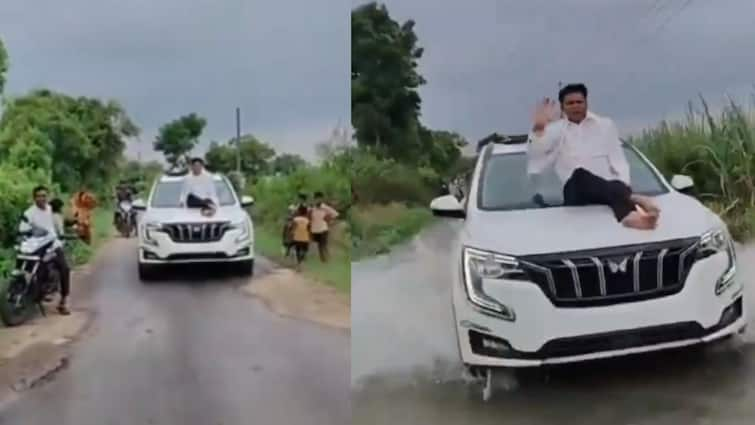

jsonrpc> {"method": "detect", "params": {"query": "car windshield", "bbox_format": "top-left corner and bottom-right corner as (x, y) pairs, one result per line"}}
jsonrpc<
(478, 145), (668, 211)
(150, 179), (236, 208)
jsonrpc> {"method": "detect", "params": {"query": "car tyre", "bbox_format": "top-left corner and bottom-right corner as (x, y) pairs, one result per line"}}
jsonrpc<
(138, 262), (158, 282)
(236, 259), (254, 277)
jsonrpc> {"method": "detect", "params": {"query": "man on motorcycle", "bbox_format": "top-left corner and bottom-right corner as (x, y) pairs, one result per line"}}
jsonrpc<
(24, 186), (71, 315)
(114, 181), (135, 225)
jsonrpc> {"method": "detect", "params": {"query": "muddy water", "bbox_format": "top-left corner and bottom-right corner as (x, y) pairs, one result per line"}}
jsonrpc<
(352, 222), (755, 425)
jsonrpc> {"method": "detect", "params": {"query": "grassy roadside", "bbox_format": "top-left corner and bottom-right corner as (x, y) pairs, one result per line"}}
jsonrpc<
(254, 222), (351, 294)
(351, 202), (434, 261)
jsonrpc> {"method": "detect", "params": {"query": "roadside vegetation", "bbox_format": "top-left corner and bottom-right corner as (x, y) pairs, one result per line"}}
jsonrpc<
(350, 3), (473, 259)
(634, 96), (755, 241)
(245, 154), (351, 293)
(0, 38), (134, 298)
(354, 3), (755, 251)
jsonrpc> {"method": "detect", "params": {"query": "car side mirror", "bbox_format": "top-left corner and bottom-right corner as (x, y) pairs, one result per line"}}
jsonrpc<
(241, 195), (255, 208)
(670, 174), (694, 194)
(430, 195), (465, 219)
(132, 199), (147, 211)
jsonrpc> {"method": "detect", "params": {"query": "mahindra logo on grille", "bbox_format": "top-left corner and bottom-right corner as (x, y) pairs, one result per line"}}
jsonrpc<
(606, 257), (629, 274)
(192, 226), (201, 232)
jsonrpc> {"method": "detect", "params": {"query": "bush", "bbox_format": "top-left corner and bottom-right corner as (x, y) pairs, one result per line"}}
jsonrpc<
(349, 149), (437, 206)
(249, 164), (351, 228)
(0, 164), (52, 247)
(635, 96), (755, 240)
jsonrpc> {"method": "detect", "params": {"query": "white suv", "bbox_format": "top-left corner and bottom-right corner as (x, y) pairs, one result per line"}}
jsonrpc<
(430, 138), (745, 375)
(132, 172), (255, 280)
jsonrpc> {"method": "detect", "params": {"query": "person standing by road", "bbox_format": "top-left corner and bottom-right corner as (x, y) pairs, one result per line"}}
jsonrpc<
(290, 205), (311, 271)
(309, 192), (339, 262)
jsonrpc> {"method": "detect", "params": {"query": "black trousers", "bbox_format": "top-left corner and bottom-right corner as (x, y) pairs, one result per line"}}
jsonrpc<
(293, 242), (309, 264)
(53, 248), (71, 298)
(186, 193), (215, 209)
(312, 231), (329, 261)
(563, 168), (635, 222)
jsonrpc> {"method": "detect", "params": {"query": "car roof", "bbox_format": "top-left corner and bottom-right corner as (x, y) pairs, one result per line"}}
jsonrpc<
(158, 173), (224, 182)
(490, 143), (528, 155)
(487, 140), (633, 156)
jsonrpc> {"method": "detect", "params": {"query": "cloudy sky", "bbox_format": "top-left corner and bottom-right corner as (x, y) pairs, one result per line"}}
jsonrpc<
(355, 0), (755, 148)
(0, 0), (349, 161)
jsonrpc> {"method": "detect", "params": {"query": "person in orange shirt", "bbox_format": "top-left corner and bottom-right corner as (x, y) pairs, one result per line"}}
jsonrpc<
(290, 206), (311, 271)
(71, 191), (97, 244)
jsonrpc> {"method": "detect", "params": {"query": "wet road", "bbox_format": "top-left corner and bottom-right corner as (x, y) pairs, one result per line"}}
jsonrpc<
(1, 239), (350, 425)
(352, 221), (755, 425)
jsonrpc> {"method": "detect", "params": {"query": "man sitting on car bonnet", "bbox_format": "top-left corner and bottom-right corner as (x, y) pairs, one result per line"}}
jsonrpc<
(527, 83), (660, 230)
(179, 157), (219, 217)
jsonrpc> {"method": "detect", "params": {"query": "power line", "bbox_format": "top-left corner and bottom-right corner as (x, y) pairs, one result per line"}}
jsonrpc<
(652, 0), (696, 36)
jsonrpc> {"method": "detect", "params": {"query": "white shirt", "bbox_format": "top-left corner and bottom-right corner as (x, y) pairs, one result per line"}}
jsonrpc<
(179, 170), (219, 206)
(53, 214), (65, 236)
(527, 111), (630, 186)
(23, 204), (63, 249)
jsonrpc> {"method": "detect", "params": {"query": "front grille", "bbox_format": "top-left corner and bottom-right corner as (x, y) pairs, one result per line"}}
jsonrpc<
(520, 237), (701, 307)
(162, 222), (231, 243)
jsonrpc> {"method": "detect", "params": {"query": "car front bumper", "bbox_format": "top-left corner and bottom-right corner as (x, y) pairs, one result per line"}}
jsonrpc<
(453, 251), (747, 367)
(138, 228), (254, 264)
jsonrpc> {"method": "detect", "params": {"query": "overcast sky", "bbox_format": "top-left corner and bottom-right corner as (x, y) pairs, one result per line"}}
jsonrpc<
(355, 0), (755, 148)
(0, 0), (349, 161)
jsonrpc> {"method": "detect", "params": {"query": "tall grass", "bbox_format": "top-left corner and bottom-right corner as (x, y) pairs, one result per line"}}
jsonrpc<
(634, 95), (755, 240)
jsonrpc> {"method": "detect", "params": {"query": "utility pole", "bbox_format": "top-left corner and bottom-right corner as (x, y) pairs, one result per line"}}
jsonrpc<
(235, 107), (241, 173)
(232, 107), (246, 192)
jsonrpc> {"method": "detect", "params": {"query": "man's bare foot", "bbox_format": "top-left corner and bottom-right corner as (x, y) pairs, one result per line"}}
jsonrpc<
(621, 211), (657, 230)
(630, 195), (660, 216)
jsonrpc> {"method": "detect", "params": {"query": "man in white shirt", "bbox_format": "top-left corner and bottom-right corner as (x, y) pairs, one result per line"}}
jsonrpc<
(179, 157), (219, 217)
(23, 186), (71, 315)
(527, 83), (660, 230)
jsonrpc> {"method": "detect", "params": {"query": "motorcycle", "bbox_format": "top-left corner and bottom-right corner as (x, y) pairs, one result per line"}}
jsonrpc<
(115, 199), (137, 237)
(0, 216), (76, 326)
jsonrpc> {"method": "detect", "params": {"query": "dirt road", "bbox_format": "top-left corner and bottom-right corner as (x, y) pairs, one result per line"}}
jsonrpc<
(0, 239), (350, 425)
(352, 221), (755, 425)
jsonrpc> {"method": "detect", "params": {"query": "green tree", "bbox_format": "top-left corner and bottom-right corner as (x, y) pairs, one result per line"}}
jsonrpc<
(419, 128), (467, 178)
(0, 38), (8, 96)
(204, 135), (276, 177)
(352, 2), (425, 161)
(271, 153), (307, 175)
(154, 113), (207, 167)
(120, 159), (164, 193)
(205, 141), (236, 174)
(0, 90), (139, 192)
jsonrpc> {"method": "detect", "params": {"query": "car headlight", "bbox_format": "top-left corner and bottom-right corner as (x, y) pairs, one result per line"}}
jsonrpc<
(231, 221), (250, 243)
(699, 229), (737, 295)
(462, 247), (525, 321)
(143, 222), (162, 246)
